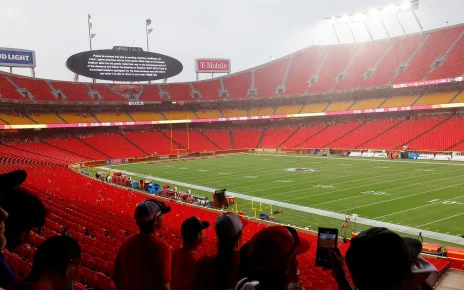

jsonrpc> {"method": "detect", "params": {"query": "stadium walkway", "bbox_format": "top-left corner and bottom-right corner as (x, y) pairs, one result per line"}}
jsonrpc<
(99, 167), (464, 246)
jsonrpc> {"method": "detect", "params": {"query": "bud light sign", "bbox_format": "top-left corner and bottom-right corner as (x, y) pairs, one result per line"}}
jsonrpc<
(0, 47), (36, 68)
(195, 59), (231, 73)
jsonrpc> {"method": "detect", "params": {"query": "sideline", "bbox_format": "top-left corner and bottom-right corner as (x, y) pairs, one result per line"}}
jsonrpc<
(244, 153), (464, 166)
(98, 166), (464, 245)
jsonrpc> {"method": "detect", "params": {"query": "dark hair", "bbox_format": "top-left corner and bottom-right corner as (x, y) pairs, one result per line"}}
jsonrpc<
(136, 219), (155, 234)
(216, 231), (242, 290)
(0, 188), (46, 232)
(345, 231), (412, 290)
(26, 236), (81, 281)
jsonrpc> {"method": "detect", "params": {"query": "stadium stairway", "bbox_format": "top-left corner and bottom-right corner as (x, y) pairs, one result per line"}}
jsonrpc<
(118, 133), (149, 156)
(200, 131), (223, 150)
(277, 127), (301, 147)
(255, 130), (266, 148)
(227, 130), (235, 148)
(356, 119), (406, 148)
(397, 114), (454, 149)
(435, 269), (464, 289)
(76, 138), (112, 159)
(449, 90), (463, 103)
(323, 121), (365, 148)
(288, 125), (328, 148)
(157, 130), (186, 151)
(40, 140), (91, 160)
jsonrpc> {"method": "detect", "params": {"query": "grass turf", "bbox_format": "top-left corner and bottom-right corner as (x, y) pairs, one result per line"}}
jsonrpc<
(98, 153), (464, 247)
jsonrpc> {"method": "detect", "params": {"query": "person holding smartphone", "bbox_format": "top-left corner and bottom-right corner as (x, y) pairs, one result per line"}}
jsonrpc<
(330, 227), (438, 290)
(235, 226), (310, 290)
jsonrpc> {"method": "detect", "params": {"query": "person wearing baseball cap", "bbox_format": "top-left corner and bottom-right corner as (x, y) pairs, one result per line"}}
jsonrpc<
(0, 170), (27, 194)
(113, 199), (172, 290)
(171, 217), (210, 290)
(236, 226), (310, 290)
(195, 212), (247, 290)
(330, 227), (439, 290)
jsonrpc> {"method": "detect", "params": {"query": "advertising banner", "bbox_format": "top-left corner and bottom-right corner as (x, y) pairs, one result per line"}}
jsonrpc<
(195, 59), (231, 73)
(0, 47), (36, 68)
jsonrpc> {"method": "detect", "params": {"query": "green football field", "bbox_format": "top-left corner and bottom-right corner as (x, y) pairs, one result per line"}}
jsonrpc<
(97, 153), (464, 247)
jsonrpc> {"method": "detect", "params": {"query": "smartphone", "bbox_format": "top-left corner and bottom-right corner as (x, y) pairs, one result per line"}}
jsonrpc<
(315, 227), (338, 268)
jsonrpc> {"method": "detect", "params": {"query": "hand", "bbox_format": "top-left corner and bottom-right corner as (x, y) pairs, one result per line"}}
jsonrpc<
(329, 248), (353, 290)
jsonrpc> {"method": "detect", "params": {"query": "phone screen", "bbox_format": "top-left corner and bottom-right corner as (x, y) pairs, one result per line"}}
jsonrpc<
(315, 228), (338, 267)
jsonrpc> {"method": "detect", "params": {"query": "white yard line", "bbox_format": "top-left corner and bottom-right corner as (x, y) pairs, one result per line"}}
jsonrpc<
(417, 212), (464, 227)
(346, 183), (464, 211)
(98, 166), (464, 245)
(375, 195), (464, 219)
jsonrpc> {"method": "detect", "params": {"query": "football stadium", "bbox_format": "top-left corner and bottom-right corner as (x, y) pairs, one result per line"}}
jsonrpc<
(1, 0), (464, 289)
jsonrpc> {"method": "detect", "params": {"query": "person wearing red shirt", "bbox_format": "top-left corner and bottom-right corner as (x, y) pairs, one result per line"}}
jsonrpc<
(171, 216), (210, 290)
(113, 199), (172, 290)
(195, 212), (247, 290)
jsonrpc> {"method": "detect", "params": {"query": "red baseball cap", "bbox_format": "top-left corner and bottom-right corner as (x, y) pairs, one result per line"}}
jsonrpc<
(248, 226), (310, 269)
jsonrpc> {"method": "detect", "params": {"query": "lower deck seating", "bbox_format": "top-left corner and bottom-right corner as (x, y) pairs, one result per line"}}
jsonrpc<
(280, 125), (326, 148)
(259, 129), (297, 148)
(330, 119), (402, 149)
(80, 134), (144, 158)
(165, 131), (218, 152)
(0, 163), (351, 290)
(122, 131), (173, 155)
(47, 138), (109, 160)
(298, 121), (363, 148)
(201, 131), (233, 150)
(232, 129), (263, 149)
(406, 117), (464, 150)
(11, 142), (88, 163)
(363, 117), (447, 149)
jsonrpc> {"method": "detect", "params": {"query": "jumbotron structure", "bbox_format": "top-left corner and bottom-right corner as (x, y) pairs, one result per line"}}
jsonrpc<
(0, 23), (463, 289)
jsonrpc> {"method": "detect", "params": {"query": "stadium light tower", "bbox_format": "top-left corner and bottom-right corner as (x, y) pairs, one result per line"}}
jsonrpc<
(323, 0), (420, 43)
(146, 18), (154, 84)
(87, 14), (97, 83)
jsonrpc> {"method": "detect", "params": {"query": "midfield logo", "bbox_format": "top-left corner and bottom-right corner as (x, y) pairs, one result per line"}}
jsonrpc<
(284, 168), (317, 172)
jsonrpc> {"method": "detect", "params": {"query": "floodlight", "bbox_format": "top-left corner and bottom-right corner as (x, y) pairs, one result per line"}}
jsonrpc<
(341, 14), (350, 24)
(383, 5), (396, 15)
(401, 1), (412, 11)
(354, 13), (365, 22)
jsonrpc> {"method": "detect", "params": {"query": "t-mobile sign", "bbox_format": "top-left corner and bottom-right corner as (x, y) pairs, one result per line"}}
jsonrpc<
(195, 58), (231, 73)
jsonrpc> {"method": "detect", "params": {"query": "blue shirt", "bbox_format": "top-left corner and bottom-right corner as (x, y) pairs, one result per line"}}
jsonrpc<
(0, 252), (16, 288)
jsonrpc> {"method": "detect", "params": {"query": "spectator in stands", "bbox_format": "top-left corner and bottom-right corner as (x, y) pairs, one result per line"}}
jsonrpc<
(7, 235), (81, 290)
(0, 188), (46, 251)
(195, 212), (246, 290)
(331, 227), (438, 290)
(236, 226), (309, 290)
(0, 170), (29, 288)
(113, 199), (172, 290)
(0, 171), (27, 195)
(171, 216), (210, 290)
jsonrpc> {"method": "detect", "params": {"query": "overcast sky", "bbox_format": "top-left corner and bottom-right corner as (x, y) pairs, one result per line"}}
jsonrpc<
(1, 0), (463, 83)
